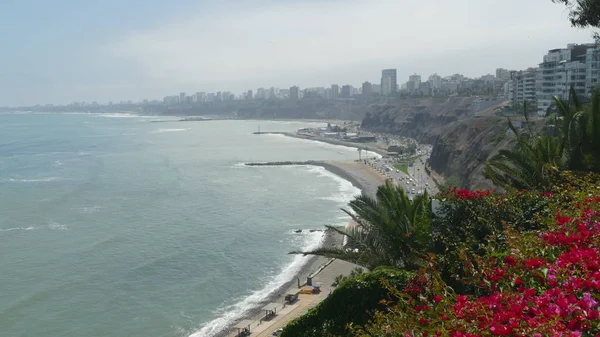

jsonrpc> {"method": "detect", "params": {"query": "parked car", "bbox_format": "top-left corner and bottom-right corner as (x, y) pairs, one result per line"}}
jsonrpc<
(273, 328), (284, 336)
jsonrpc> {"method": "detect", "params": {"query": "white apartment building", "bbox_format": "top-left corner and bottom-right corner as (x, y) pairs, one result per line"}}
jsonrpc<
(508, 68), (538, 112)
(428, 73), (442, 90)
(537, 44), (600, 115)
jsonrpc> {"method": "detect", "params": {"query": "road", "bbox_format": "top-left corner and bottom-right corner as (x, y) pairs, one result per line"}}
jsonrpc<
(362, 144), (438, 197)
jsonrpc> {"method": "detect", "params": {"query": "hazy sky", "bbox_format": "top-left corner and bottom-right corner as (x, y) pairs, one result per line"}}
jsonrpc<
(0, 0), (595, 106)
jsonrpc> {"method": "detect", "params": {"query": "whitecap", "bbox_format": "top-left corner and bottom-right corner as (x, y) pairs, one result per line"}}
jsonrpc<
(48, 221), (68, 230)
(7, 177), (59, 183)
(152, 128), (191, 134)
(73, 206), (103, 214)
(93, 113), (138, 118)
(190, 231), (324, 337)
(0, 226), (37, 232)
(306, 166), (361, 204)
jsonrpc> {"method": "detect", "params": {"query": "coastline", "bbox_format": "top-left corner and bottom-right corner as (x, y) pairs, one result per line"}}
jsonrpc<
(212, 232), (342, 337)
(281, 132), (388, 157)
(245, 160), (386, 198)
(210, 160), (384, 337)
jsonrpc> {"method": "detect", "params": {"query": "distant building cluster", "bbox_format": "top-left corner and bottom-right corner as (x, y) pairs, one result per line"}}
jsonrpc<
(506, 43), (600, 116)
(48, 42), (599, 114)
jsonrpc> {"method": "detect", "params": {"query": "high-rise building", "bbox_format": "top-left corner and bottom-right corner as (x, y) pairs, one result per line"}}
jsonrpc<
(382, 77), (393, 95)
(331, 84), (340, 99)
(341, 85), (352, 97)
(163, 95), (179, 105)
(380, 69), (397, 95)
(246, 90), (253, 100)
(419, 81), (431, 96)
(269, 87), (279, 99)
(362, 81), (373, 95)
(536, 43), (600, 114)
(179, 92), (186, 104)
(496, 68), (511, 80)
(256, 88), (266, 100)
(289, 86), (299, 100)
(428, 73), (442, 90)
(508, 68), (538, 111)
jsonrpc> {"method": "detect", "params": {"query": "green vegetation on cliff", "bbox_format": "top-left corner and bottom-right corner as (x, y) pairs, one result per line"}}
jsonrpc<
(281, 268), (413, 337)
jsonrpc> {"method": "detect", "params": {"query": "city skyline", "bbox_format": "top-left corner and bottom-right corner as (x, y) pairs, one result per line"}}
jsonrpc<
(0, 0), (596, 106)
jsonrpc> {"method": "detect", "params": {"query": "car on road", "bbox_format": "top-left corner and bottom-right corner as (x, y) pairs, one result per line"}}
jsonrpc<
(272, 328), (284, 336)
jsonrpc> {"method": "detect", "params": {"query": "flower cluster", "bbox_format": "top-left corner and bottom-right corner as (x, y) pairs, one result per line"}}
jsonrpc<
(358, 190), (600, 337)
(447, 187), (494, 200)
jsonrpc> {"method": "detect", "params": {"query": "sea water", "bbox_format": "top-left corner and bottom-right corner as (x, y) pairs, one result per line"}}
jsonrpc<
(0, 113), (363, 337)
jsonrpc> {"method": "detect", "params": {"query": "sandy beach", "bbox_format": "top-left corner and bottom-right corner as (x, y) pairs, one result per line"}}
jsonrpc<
(222, 160), (385, 337)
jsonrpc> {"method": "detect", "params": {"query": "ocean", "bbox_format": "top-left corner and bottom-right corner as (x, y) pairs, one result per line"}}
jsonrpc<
(0, 113), (366, 337)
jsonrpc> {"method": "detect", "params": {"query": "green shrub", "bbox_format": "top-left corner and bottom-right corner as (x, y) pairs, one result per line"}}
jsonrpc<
(281, 268), (413, 337)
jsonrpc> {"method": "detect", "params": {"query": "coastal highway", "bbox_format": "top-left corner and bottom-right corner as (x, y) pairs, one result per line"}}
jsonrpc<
(363, 145), (438, 196)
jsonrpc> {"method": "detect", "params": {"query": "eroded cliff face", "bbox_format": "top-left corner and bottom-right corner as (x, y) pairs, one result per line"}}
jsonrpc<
(360, 97), (506, 143)
(429, 115), (516, 190)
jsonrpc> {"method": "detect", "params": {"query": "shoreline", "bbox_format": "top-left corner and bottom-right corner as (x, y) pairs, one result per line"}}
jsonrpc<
(245, 160), (385, 198)
(207, 160), (384, 336)
(211, 231), (342, 337)
(280, 132), (388, 157)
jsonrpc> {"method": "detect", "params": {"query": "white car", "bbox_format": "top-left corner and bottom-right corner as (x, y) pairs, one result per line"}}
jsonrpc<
(273, 328), (284, 336)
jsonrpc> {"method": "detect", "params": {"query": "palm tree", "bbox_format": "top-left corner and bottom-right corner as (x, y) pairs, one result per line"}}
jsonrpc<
(484, 102), (562, 190)
(484, 89), (600, 190)
(291, 180), (432, 271)
(553, 88), (600, 172)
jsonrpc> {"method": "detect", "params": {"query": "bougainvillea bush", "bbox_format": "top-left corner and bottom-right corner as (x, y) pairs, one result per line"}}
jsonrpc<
(351, 171), (600, 337)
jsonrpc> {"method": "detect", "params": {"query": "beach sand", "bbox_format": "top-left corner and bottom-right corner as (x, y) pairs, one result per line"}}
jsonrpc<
(221, 161), (385, 337)
(318, 160), (386, 198)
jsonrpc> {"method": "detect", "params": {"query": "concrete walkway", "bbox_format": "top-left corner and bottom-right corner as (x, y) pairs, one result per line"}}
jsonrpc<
(227, 259), (360, 337)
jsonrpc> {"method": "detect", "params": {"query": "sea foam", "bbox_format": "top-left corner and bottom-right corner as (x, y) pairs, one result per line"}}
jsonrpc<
(307, 166), (361, 204)
(7, 177), (59, 183)
(190, 231), (324, 337)
(152, 128), (191, 134)
(190, 164), (359, 337)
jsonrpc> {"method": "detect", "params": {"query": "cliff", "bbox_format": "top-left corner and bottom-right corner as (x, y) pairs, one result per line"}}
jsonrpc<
(428, 115), (516, 190)
(360, 97), (506, 143)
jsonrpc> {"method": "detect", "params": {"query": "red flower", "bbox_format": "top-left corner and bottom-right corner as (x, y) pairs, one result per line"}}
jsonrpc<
(434, 295), (443, 303)
(504, 256), (517, 266)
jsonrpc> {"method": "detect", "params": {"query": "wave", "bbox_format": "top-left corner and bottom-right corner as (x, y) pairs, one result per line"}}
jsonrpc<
(0, 221), (67, 232)
(72, 205), (103, 214)
(7, 177), (59, 183)
(47, 221), (68, 230)
(0, 226), (37, 232)
(152, 128), (191, 134)
(190, 231), (324, 337)
(93, 113), (139, 118)
(306, 166), (361, 204)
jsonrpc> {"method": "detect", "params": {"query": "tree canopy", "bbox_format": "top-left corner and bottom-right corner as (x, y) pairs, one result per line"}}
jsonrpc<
(553, 0), (600, 38)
